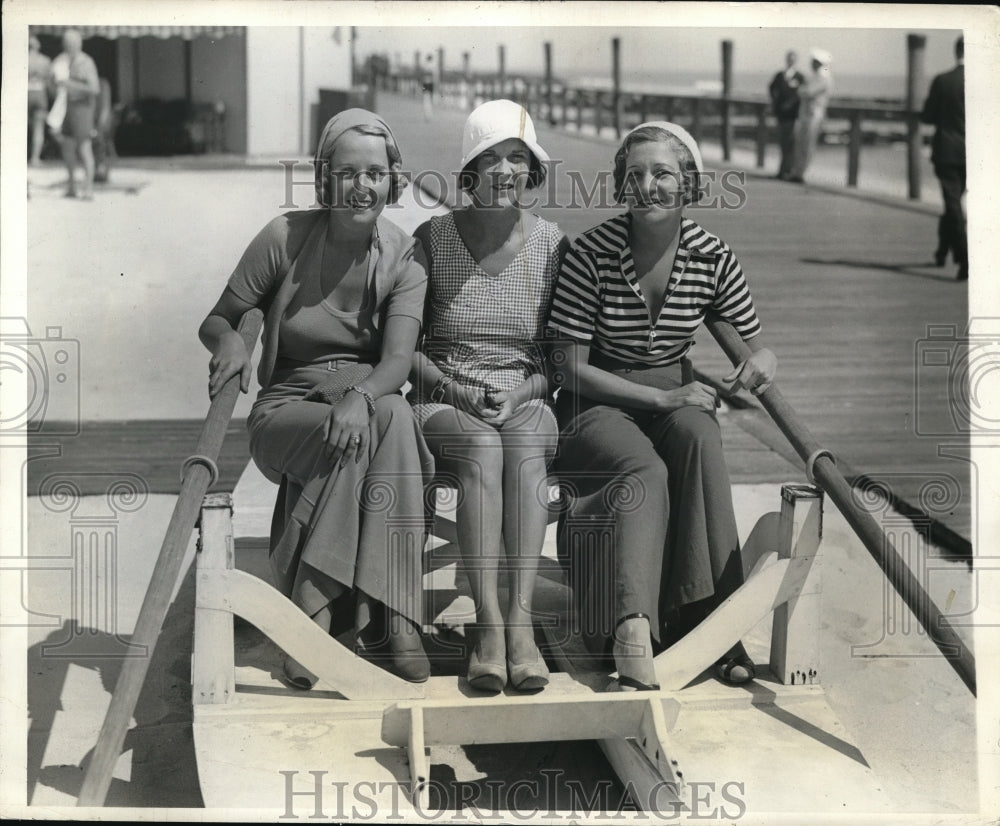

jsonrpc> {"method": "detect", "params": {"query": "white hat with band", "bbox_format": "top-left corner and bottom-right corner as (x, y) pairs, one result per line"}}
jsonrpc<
(460, 99), (550, 170)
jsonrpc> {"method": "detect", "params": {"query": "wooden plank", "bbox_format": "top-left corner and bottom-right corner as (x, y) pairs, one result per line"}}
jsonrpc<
(382, 692), (661, 748)
(408, 704), (430, 810)
(192, 494), (236, 705)
(654, 554), (815, 691)
(769, 485), (824, 685)
(27, 419), (251, 495)
(198, 568), (424, 700)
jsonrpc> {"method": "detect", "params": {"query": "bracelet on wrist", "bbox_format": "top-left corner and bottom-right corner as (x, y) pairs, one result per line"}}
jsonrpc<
(347, 385), (376, 417)
(430, 374), (454, 404)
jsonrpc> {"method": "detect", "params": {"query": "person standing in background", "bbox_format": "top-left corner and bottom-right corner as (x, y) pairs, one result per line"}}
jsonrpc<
(921, 36), (967, 281)
(28, 36), (51, 166)
(421, 54), (436, 121)
(787, 48), (833, 184)
(51, 29), (100, 200)
(768, 50), (805, 181)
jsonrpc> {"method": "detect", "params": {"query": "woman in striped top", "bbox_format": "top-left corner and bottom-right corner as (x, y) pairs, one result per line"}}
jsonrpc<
(547, 122), (777, 691)
(409, 101), (568, 692)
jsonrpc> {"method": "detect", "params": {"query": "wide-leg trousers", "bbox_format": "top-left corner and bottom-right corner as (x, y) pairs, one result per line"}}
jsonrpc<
(554, 362), (744, 657)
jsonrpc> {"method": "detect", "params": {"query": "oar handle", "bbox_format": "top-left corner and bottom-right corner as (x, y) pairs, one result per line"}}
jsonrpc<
(704, 313), (976, 697)
(77, 310), (263, 806)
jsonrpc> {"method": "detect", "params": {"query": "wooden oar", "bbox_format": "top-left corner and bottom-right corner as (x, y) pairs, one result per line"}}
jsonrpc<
(704, 313), (976, 696)
(77, 310), (264, 806)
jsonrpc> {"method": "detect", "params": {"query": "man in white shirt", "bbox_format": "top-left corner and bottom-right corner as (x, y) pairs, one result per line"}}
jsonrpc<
(787, 48), (833, 184)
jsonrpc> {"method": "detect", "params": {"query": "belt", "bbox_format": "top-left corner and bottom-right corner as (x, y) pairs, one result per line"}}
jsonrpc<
(588, 352), (682, 374)
(272, 357), (374, 374)
(321, 358), (367, 371)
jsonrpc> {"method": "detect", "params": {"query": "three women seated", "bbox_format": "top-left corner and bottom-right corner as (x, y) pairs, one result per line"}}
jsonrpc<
(199, 100), (776, 695)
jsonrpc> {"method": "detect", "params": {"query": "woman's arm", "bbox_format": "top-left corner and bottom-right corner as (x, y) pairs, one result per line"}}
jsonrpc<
(365, 314), (421, 400)
(551, 337), (719, 414)
(199, 286), (257, 399)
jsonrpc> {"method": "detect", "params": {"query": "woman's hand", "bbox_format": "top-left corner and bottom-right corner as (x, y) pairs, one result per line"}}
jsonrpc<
(659, 382), (720, 413)
(208, 331), (252, 399)
(446, 382), (495, 421)
(724, 348), (777, 396)
(323, 392), (370, 465)
(480, 389), (521, 426)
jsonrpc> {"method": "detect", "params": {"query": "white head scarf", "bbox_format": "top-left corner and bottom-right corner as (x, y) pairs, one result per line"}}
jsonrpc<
(624, 121), (703, 174)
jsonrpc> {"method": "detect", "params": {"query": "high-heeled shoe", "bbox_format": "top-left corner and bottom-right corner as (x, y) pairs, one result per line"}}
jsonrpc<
(283, 656), (318, 690)
(467, 645), (507, 693)
(466, 631), (507, 693)
(715, 642), (756, 685)
(507, 638), (549, 692)
(612, 612), (660, 691)
(387, 613), (431, 683)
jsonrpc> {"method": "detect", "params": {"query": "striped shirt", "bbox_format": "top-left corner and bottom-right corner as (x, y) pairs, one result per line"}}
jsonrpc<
(547, 214), (761, 366)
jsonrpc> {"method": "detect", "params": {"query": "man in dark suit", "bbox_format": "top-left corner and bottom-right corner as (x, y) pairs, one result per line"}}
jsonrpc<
(769, 50), (805, 180)
(921, 36), (966, 281)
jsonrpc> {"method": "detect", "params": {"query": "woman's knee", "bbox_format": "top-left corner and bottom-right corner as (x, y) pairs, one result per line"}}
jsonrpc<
(424, 411), (503, 475)
(374, 393), (411, 423)
(499, 406), (559, 455)
(669, 407), (723, 447)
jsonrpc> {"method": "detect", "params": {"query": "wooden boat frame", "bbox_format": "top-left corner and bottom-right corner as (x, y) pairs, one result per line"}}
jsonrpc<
(76, 311), (975, 810)
(190, 475), (827, 812)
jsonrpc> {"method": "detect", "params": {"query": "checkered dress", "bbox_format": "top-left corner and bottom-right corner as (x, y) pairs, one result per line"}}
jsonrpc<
(410, 212), (563, 426)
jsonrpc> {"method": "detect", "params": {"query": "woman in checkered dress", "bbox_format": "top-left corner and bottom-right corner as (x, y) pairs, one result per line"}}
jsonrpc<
(547, 123), (778, 692)
(409, 101), (568, 693)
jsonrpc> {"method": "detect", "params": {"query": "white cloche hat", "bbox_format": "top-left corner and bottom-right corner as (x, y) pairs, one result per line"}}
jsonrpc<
(460, 99), (550, 170)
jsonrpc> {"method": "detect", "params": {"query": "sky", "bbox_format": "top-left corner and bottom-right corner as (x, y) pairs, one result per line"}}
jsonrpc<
(358, 26), (962, 87)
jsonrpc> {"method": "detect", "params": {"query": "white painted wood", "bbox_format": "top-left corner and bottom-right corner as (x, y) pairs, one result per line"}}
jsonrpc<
(198, 568), (424, 700)
(192, 494), (236, 706)
(382, 692), (666, 748)
(770, 484), (824, 685)
(653, 554), (815, 691)
(408, 704), (430, 811)
(638, 698), (685, 793)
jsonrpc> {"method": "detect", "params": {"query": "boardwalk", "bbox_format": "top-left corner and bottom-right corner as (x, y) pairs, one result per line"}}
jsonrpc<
(379, 90), (971, 544)
(25, 91), (970, 545)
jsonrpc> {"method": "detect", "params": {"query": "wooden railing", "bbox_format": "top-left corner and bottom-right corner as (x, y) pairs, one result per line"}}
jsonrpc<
(385, 71), (929, 200)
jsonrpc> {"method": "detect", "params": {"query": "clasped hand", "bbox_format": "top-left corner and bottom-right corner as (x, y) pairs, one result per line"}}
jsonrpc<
(448, 384), (519, 426)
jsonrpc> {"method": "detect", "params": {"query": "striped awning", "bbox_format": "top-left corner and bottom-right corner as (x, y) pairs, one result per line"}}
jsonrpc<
(30, 25), (244, 40)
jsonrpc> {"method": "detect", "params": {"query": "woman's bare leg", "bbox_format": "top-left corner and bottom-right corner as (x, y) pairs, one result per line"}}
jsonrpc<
(498, 404), (557, 667)
(423, 409), (506, 669)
